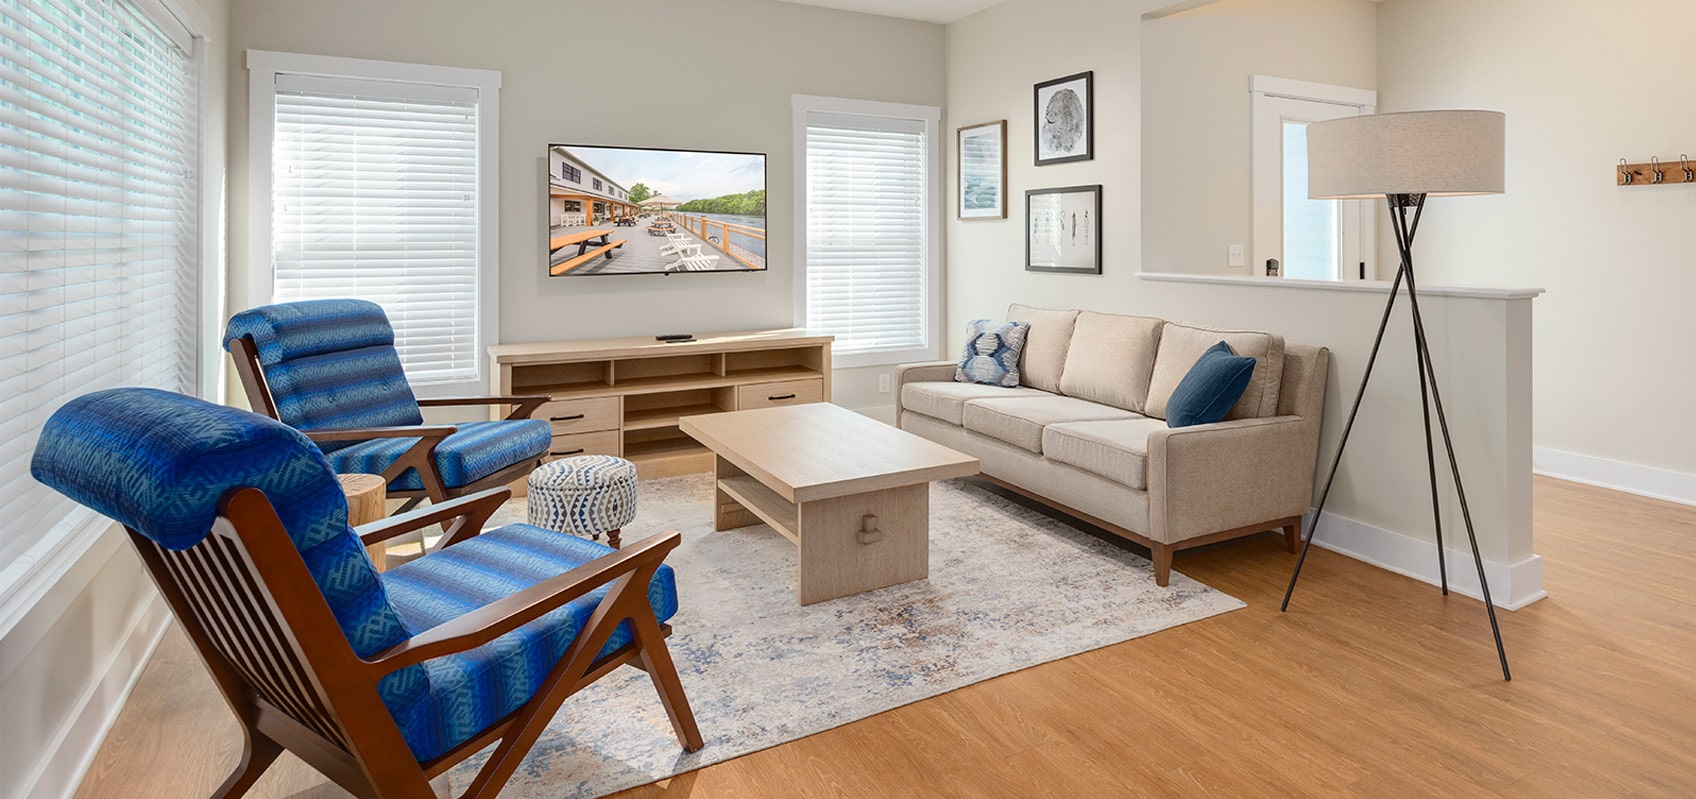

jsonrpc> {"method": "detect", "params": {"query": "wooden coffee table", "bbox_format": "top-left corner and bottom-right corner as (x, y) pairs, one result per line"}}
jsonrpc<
(679, 403), (980, 605)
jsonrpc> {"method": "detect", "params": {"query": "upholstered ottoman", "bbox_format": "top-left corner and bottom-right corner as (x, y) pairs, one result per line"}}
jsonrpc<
(526, 455), (638, 548)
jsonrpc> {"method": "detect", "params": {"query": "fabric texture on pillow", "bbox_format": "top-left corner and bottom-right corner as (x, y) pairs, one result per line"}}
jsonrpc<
(955, 320), (1031, 387)
(1145, 322), (1285, 420)
(1165, 342), (1257, 428)
(1005, 304), (1080, 393)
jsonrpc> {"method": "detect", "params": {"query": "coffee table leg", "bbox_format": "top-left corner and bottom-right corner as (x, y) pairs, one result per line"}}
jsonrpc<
(796, 484), (929, 605)
(714, 455), (759, 531)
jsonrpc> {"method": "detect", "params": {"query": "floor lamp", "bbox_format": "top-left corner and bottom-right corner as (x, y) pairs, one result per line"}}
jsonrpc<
(1280, 110), (1511, 681)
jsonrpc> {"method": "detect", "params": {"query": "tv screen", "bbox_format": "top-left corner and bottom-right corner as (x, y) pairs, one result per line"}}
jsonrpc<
(546, 144), (767, 276)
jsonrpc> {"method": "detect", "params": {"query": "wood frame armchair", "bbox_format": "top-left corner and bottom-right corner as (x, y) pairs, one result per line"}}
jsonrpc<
(139, 485), (702, 798)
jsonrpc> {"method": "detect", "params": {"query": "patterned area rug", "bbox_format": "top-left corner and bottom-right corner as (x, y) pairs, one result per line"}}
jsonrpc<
(440, 474), (1243, 798)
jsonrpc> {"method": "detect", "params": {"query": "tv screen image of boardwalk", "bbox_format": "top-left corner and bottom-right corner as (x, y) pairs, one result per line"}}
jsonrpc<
(547, 145), (767, 276)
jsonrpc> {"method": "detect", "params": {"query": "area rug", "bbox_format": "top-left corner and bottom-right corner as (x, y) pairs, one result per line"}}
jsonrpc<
(439, 474), (1243, 798)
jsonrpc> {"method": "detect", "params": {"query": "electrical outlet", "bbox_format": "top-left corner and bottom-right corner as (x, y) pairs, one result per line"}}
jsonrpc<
(1227, 244), (1245, 268)
(878, 373), (891, 393)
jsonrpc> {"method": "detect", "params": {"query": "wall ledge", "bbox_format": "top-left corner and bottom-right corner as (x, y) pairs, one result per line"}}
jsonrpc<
(1138, 271), (1545, 300)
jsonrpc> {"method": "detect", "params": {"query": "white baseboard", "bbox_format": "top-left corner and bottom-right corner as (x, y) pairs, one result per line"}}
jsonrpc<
(1309, 510), (1546, 610)
(1532, 446), (1696, 508)
(22, 595), (170, 799)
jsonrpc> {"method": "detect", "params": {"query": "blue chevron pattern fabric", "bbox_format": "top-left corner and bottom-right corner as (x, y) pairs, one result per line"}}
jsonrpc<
(955, 320), (1031, 387)
(223, 300), (424, 445)
(29, 388), (431, 715)
(327, 420), (551, 490)
(526, 456), (639, 539)
(380, 523), (678, 761)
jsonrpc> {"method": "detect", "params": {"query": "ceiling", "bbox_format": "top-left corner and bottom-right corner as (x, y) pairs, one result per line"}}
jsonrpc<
(775, 0), (1008, 24)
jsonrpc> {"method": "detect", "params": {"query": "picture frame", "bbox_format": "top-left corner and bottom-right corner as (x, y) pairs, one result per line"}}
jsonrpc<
(1026, 185), (1102, 274)
(1033, 71), (1093, 165)
(957, 120), (1007, 220)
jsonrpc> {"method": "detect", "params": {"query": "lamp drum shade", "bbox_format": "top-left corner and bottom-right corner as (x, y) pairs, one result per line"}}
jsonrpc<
(1307, 110), (1505, 199)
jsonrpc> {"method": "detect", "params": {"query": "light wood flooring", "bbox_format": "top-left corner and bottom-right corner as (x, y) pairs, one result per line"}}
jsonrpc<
(75, 476), (1696, 797)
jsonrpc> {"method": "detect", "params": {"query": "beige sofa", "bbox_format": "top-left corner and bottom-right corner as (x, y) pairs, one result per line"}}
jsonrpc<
(897, 304), (1330, 586)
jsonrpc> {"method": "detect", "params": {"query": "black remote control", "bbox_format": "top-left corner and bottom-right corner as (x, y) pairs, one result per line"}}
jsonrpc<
(655, 334), (694, 342)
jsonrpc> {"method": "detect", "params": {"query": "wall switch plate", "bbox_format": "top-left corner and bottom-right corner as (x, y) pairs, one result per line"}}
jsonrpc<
(878, 374), (891, 393)
(1227, 244), (1245, 268)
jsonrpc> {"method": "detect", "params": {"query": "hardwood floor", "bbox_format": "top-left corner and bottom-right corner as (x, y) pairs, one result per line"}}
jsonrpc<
(75, 476), (1696, 797)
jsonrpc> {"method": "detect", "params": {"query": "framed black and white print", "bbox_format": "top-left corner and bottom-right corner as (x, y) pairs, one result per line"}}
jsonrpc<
(1026, 185), (1101, 274)
(1033, 71), (1092, 165)
(957, 120), (1007, 219)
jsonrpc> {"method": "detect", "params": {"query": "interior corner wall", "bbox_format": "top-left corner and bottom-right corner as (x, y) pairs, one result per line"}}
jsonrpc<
(1140, 0), (1378, 275)
(224, 0), (945, 415)
(1375, 0), (1696, 482)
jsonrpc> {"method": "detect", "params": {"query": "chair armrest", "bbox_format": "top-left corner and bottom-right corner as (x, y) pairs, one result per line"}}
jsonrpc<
(306, 425), (458, 443)
(353, 487), (509, 548)
(416, 395), (549, 420)
(367, 529), (682, 670)
(1145, 415), (1320, 544)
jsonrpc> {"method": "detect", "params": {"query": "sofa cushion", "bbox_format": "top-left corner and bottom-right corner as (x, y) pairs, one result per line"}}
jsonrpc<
(955, 319), (1031, 387)
(961, 395), (1140, 452)
(902, 381), (1047, 426)
(1006, 304), (1079, 393)
(1165, 341), (1257, 428)
(1042, 417), (1168, 490)
(1057, 311), (1165, 412)
(1145, 322), (1285, 420)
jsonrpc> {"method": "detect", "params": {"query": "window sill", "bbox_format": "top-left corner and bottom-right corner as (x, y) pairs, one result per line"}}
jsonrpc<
(832, 346), (939, 370)
(1137, 271), (1545, 300)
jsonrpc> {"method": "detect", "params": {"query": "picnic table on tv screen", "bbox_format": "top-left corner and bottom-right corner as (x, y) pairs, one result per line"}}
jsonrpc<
(548, 228), (626, 275)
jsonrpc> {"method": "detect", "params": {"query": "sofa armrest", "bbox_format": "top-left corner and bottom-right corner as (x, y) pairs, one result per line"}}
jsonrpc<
(894, 360), (957, 424)
(1145, 415), (1319, 545)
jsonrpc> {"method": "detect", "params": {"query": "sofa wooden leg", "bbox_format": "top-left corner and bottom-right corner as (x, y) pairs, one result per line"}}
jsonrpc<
(1151, 544), (1173, 587)
(1283, 520), (1302, 554)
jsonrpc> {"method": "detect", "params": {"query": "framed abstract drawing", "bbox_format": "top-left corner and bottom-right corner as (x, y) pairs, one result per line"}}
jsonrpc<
(1033, 71), (1092, 165)
(957, 120), (1007, 219)
(1026, 185), (1102, 274)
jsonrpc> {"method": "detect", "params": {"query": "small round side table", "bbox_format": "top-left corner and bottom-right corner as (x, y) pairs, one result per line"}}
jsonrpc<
(339, 473), (388, 570)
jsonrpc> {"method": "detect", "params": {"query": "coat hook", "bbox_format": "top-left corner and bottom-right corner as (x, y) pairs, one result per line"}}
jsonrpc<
(1683, 154), (1694, 183)
(1619, 158), (1633, 184)
(1650, 156), (1665, 184)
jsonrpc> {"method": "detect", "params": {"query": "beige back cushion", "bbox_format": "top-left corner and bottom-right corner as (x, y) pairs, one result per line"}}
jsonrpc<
(1144, 322), (1286, 420)
(1005, 304), (1079, 393)
(1056, 311), (1165, 412)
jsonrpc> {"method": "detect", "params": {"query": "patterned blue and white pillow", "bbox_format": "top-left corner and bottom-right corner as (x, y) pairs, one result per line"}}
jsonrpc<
(955, 320), (1031, 387)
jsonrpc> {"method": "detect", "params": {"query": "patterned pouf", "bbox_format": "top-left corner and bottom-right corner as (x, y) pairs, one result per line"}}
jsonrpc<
(526, 455), (638, 548)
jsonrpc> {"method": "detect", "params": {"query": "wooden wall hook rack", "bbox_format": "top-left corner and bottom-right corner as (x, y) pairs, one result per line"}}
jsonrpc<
(1617, 154), (1695, 186)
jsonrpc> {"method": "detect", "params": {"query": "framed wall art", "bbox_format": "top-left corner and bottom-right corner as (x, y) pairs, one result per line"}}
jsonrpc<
(1026, 184), (1101, 274)
(1033, 70), (1092, 165)
(957, 120), (1007, 219)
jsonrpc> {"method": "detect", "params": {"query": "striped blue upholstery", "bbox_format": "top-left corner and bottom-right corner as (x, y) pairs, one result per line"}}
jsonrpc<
(223, 300), (423, 446)
(29, 388), (431, 720)
(327, 420), (552, 491)
(380, 524), (678, 761)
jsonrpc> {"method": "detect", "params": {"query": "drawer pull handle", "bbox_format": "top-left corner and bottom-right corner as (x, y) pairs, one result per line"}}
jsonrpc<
(769, 394), (796, 401)
(549, 413), (586, 422)
(551, 448), (585, 456)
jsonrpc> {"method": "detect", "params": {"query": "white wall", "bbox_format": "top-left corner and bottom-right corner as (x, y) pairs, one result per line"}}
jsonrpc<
(1141, 0), (1378, 275)
(1, 0), (232, 794)
(945, 0), (1543, 605)
(1375, 0), (1696, 497)
(225, 0), (946, 416)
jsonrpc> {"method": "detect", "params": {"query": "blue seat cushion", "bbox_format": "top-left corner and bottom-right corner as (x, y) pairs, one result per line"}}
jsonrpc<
(378, 524), (678, 762)
(326, 419), (552, 490)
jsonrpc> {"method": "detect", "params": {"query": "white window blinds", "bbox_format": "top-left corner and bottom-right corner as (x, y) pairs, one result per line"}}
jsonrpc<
(271, 74), (481, 384)
(804, 112), (929, 359)
(1, 0), (199, 581)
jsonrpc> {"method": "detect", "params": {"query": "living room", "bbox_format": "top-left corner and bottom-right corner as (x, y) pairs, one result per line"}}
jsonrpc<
(4, 0), (1693, 797)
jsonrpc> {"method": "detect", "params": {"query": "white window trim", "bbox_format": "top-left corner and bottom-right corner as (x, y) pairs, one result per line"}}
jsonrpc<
(791, 94), (943, 369)
(1249, 75), (1377, 281)
(245, 50), (501, 395)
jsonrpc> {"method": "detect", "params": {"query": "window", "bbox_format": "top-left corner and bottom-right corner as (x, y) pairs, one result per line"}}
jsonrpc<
(248, 52), (500, 389)
(793, 96), (940, 367)
(1250, 76), (1376, 281)
(561, 163), (580, 183)
(2, 0), (201, 591)
(592, 177), (602, 192)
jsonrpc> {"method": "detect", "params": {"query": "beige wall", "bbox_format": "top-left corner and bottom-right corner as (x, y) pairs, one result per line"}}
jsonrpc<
(1141, 0), (1378, 275)
(225, 0), (946, 415)
(2, 1), (233, 794)
(1376, 0), (1696, 480)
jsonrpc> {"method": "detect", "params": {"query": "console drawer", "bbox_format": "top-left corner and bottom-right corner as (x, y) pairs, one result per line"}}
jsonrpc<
(736, 378), (824, 410)
(535, 396), (619, 435)
(544, 430), (621, 462)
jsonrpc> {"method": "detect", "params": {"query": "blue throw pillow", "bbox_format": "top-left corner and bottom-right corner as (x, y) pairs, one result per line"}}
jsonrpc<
(955, 320), (1031, 387)
(1166, 341), (1257, 427)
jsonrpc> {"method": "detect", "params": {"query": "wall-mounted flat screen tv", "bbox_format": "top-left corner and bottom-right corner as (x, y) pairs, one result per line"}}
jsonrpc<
(546, 144), (767, 276)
